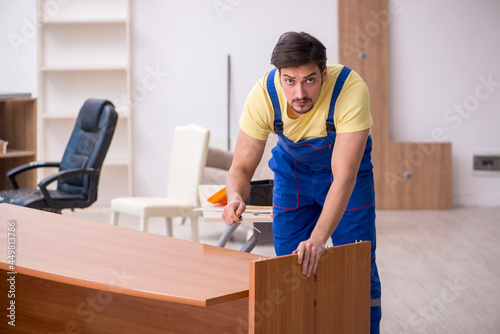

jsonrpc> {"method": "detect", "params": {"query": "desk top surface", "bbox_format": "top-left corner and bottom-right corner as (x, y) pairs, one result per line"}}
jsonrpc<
(0, 204), (262, 307)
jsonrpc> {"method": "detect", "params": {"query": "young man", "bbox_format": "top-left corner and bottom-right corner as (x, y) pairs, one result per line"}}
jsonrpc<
(222, 31), (381, 333)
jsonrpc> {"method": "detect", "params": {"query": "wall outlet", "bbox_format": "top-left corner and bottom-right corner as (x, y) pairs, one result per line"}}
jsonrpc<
(473, 155), (500, 171)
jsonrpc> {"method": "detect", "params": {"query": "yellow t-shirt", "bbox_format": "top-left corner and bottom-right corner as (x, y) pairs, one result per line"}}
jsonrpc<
(239, 63), (372, 143)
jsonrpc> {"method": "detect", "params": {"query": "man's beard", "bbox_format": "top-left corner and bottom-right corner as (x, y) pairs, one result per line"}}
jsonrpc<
(290, 98), (313, 114)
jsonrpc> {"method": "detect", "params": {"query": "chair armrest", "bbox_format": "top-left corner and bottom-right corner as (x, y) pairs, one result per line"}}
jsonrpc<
(38, 168), (100, 207)
(6, 161), (60, 189)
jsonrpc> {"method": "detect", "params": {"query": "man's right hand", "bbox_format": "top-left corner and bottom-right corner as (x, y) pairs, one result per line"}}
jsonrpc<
(223, 129), (267, 226)
(222, 200), (247, 226)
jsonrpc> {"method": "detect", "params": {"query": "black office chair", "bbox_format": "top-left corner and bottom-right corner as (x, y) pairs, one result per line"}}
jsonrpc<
(0, 99), (118, 213)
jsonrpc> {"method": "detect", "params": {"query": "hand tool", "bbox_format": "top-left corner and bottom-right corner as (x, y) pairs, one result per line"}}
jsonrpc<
(235, 212), (261, 233)
(193, 208), (272, 215)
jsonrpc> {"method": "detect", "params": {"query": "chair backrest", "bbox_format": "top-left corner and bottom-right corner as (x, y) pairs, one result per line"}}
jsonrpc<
(166, 124), (210, 206)
(58, 99), (118, 197)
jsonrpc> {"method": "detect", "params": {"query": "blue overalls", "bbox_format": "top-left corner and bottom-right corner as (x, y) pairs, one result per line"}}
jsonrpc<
(266, 67), (382, 333)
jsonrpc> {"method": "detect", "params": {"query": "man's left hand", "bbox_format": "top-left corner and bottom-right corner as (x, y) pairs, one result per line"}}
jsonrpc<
(293, 238), (326, 277)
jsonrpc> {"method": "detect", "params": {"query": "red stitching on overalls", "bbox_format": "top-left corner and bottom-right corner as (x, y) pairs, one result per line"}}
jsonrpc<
(345, 203), (375, 211)
(278, 138), (292, 156)
(290, 142), (331, 149)
(279, 137), (331, 150)
(273, 160), (301, 210)
(278, 138), (332, 168)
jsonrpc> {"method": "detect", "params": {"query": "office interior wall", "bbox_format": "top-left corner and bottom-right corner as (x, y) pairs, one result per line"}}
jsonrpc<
(388, 0), (500, 206)
(0, 0), (37, 96)
(1, 0), (499, 206)
(129, 0), (338, 197)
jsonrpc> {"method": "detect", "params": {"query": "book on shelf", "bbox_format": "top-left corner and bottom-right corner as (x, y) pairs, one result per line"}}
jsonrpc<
(0, 139), (8, 154)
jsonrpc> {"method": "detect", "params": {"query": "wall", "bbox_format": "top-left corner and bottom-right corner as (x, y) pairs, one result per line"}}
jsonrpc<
(130, 0), (338, 196)
(389, 0), (500, 206)
(0, 0), (37, 95)
(1, 0), (499, 207)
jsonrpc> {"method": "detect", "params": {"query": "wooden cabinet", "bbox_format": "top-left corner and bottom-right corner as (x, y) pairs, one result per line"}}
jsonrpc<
(37, 0), (132, 205)
(0, 96), (37, 190)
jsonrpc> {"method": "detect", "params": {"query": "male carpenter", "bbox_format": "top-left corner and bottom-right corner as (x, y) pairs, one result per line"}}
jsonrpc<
(222, 31), (381, 333)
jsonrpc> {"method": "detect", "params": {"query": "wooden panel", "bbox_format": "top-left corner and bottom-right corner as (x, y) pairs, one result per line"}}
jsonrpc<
(249, 255), (315, 334)
(0, 157), (37, 190)
(0, 271), (248, 334)
(249, 242), (371, 333)
(338, 0), (453, 209)
(0, 98), (37, 190)
(316, 242), (371, 334)
(0, 204), (261, 307)
(378, 142), (453, 209)
(338, 0), (390, 144)
(1, 99), (37, 152)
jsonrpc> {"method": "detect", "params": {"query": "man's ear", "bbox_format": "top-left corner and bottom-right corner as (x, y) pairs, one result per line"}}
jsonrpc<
(322, 67), (328, 82)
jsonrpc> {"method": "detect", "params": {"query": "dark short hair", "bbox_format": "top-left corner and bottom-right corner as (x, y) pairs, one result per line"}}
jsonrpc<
(271, 31), (327, 72)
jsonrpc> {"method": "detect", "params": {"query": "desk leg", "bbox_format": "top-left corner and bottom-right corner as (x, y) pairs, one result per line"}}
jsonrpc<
(239, 222), (274, 253)
(240, 235), (259, 252)
(217, 223), (241, 247)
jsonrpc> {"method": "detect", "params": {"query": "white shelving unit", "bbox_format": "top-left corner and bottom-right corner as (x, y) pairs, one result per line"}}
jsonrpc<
(37, 0), (132, 205)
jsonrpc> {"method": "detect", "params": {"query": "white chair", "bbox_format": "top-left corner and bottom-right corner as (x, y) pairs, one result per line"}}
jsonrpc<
(110, 124), (210, 242)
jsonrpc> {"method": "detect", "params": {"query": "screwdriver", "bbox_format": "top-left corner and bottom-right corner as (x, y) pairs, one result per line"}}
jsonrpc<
(235, 212), (261, 233)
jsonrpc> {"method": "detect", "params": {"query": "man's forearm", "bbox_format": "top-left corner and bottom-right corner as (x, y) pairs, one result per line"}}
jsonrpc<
(225, 168), (252, 203)
(224, 129), (267, 205)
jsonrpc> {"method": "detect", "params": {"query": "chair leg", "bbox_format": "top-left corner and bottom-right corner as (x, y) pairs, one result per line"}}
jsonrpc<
(111, 211), (119, 226)
(140, 217), (149, 232)
(190, 215), (199, 243)
(166, 218), (173, 237)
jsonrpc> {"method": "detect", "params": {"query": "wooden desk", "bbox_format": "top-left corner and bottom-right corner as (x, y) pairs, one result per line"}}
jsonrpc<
(0, 204), (370, 333)
(0, 204), (260, 333)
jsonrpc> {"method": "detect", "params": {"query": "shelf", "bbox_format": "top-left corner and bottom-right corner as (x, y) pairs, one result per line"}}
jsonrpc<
(0, 92), (32, 100)
(0, 97), (37, 190)
(0, 149), (36, 159)
(38, 0), (127, 22)
(40, 19), (127, 25)
(37, 0), (132, 204)
(40, 66), (127, 72)
(40, 23), (127, 69)
(42, 112), (130, 120)
(103, 159), (130, 167)
(41, 71), (128, 114)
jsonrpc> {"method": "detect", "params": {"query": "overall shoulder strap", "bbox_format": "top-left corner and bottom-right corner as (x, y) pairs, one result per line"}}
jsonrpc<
(326, 66), (352, 133)
(266, 68), (283, 133)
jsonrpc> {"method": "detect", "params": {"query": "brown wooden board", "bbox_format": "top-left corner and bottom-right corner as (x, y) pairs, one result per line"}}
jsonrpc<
(316, 242), (371, 333)
(0, 98), (37, 190)
(249, 242), (371, 333)
(249, 255), (315, 334)
(0, 271), (249, 334)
